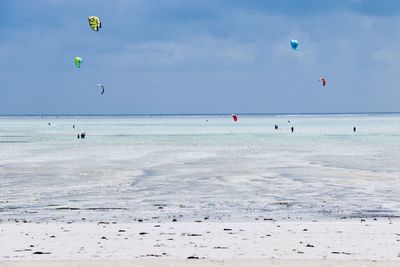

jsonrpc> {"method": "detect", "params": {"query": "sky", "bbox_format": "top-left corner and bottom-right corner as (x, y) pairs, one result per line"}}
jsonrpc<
(1, 0), (400, 114)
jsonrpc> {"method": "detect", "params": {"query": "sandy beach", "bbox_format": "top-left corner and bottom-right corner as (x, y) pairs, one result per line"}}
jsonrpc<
(1, 219), (399, 266)
(2, 116), (400, 267)
(1, 260), (400, 267)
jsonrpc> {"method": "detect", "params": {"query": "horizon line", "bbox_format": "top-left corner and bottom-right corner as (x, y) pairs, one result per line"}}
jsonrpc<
(1, 111), (400, 117)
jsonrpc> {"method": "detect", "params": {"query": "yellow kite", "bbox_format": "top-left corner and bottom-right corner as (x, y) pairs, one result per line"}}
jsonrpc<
(88, 16), (101, 31)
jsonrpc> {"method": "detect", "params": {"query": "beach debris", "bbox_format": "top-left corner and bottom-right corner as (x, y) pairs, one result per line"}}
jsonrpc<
(306, 244), (314, 248)
(187, 233), (202, 236)
(291, 39), (299, 50)
(153, 204), (167, 207)
(143, 253), (164, 257)
(74, 57), (83, 68)
(319, 77), (327, 87)
(33, 251), (51, 255)
(139, 232), (148, 235)
(331, 251), (352, 255)
(232, 114), (238, 122)
(96, 84), (105, 95)
(88, 16), (101, 31)
(187, 256), (200, 259)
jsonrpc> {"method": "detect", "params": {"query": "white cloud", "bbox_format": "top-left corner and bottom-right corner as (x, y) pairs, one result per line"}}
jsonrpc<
(119, 36), (256, 67)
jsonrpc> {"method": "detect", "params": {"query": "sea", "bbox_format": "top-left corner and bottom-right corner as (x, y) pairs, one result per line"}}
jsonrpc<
(1, 114), (400, 223)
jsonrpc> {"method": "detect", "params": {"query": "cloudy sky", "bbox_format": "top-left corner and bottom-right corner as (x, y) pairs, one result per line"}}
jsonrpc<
(1, 0), (400, 114)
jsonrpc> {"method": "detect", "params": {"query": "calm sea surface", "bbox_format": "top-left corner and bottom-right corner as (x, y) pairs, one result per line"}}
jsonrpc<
(1, 115), (400, 222)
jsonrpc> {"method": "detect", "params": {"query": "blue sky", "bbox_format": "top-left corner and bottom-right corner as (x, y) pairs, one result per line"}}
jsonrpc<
(1, 0), (400, 114)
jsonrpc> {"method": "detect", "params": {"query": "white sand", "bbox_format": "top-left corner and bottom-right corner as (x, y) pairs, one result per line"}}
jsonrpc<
(0, 220), (399, 263)
(1, 259), (400, 267)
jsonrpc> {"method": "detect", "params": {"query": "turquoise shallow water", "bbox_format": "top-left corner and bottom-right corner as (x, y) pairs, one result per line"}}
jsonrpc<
(1, 115), (400, 223)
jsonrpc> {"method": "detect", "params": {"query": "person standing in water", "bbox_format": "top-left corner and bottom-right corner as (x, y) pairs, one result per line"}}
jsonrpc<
(353, 126), (356, 132)
(291, 126), (294, 133)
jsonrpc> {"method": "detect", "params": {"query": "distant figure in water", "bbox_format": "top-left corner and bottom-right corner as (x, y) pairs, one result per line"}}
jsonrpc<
(353, 126), (356, 132)
(80, 132), (86, 139)
(73, 124), (75, 129)
(291, 126), (294, 133)
(48, 122), (51, 126)
(275, 125), (278, 130)
(77, 134), (80, 139)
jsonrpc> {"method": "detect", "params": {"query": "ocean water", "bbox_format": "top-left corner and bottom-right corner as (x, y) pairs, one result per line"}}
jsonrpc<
(1, 115), (400, 223)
